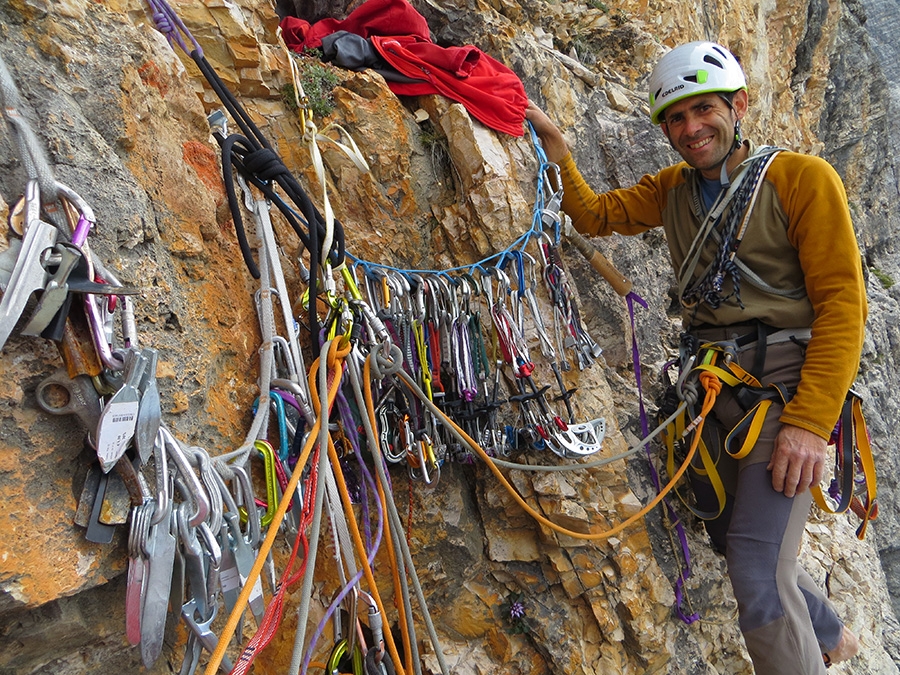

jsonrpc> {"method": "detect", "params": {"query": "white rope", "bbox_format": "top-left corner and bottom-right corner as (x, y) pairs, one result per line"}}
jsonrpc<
(323, 448), (359, 588)
(275, 30), (370, 272)
(304, 117), (337, 270)
(317, 123), (370, 173)
(288, 340), (335, 675)
(213, 198), (274, 475)
(257, 193), (308, 383)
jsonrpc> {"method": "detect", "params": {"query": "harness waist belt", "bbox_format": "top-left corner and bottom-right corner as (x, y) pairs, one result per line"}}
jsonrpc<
(735, 327), (811, 350)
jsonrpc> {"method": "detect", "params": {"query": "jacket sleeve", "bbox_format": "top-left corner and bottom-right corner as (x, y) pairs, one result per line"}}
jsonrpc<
(557, 153), (672, 237)
(776, 154), (868, 439)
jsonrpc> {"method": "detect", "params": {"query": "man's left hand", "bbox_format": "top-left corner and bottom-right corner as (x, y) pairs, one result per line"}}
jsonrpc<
(768, 424), (827, 498)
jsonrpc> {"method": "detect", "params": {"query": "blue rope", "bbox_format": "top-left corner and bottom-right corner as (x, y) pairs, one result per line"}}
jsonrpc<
(347, 120), (556, 280)
(144, 0), (552, 284)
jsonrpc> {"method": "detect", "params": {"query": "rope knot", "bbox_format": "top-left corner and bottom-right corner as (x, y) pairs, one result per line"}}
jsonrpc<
(370, 342), (403, 380)
(151, 10), (175, 36)
(243, 147), (288, 182)
(699, 370), (722, 396)
(325, 334), (352, 368)
(680, 379), (699, 406)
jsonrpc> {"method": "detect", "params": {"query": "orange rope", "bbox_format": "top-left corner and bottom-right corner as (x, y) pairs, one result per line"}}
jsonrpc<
(398, 367), (721, 541)
(377, 471), (414, 675)
(205, 339), (349, 675)
(365, 356), (414, 675)
(325, 433), (408, 675)
(209, 343), (720, 675)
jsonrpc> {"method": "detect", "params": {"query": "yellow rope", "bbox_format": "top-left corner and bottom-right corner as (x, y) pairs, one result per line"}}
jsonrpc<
(208, 340), (721, 674)
(326, 432), (407, 675)
(367, 363), (415, 675)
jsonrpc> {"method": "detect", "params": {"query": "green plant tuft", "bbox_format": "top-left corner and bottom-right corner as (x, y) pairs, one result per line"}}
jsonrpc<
(283, 56), (342, 119)
(870, 267), (895, 289)
(500, 592), (531, 635)
(419, 123), (444, 149)
(281, 83), (300, 112)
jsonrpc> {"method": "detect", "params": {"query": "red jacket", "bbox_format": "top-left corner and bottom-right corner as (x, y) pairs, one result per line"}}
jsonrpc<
(280, 0), (527, 136)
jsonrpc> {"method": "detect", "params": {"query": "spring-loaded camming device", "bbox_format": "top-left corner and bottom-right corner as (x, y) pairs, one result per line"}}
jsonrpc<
(520, 252), (577, 421)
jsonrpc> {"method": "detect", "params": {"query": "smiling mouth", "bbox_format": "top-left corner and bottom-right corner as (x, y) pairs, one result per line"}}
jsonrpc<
(687, 137), (713, 150)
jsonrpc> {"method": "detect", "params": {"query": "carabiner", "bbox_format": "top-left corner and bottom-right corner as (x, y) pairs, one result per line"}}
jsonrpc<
(161, 427), (210, 528)
(340, 264), (364, 302)
(270, 391), (291, 461)
(505, 250), (527, 300)
(326, 638), (364, 675)
(408, 273), (427, 323)
(231, 464), (261, 549)
(377, 401), (407, 464)
(253, 440), (279, 527)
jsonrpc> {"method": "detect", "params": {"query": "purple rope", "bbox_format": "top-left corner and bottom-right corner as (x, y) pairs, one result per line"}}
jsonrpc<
(627, 291), (699, 624)
(668, 511), (699, 623)
(301, 569), (367, 674)
(336, 385), (373, 549)
(145, 0), (203, 56)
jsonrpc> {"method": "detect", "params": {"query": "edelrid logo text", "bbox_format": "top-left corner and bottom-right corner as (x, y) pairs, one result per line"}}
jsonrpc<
(661, 84), (684, 98)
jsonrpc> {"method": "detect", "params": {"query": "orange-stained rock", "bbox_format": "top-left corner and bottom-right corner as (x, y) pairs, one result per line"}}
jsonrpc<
(0, 2), (896, 675)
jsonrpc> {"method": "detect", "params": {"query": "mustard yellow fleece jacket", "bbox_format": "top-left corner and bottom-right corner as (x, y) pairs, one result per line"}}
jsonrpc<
(557, 146), (867, 440)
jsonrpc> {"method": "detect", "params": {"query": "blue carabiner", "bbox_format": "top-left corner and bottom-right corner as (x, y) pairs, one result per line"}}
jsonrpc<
(506, 250), (526, 300)
(252, 392), (291, 462)
(269, 391), (290, 462)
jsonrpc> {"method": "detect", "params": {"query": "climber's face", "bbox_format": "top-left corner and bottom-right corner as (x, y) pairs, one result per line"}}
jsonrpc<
(660, 90), (748, 179)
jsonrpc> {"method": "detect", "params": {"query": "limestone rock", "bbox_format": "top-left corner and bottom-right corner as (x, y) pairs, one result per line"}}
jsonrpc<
(0, 0), (899, 674)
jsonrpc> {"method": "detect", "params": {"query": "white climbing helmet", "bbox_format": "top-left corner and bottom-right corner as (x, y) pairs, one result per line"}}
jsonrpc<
(648, 41), (747, 124)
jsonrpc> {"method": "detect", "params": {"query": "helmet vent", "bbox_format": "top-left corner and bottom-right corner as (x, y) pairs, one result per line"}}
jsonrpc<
(647, 42), (746, 125)
(703, 54), (724, 69)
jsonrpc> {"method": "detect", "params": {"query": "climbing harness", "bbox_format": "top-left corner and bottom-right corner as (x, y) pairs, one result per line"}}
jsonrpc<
(660, 327), (878, 540)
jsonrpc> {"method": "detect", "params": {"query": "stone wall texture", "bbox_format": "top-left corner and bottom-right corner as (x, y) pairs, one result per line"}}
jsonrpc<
(1, 0), (899, 674)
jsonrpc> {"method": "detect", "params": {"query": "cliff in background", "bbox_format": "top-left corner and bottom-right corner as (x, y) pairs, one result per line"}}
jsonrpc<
(1, 0), (899, 673)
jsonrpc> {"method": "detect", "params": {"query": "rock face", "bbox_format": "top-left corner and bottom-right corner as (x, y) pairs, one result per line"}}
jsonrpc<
(0, 1), (899, 674)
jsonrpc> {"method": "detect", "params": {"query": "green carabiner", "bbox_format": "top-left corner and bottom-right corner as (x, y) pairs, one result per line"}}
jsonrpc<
(325, 638), (364, 675)
(254, 440), (279, 527)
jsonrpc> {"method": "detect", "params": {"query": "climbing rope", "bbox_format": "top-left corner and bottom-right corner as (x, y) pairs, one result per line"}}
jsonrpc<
(369, 342), (723, 541)
(679, 148), (781, 315)
(205, 337), (350, 674)
(4, 6), (879, 675)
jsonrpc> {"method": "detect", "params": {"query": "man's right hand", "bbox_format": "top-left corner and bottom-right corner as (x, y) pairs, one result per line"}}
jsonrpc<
(768, 423), (828, 498)
(525, 101), (569, 163)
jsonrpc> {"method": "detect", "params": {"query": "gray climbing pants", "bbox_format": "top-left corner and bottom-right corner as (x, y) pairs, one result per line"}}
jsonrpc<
(689, 326), (844, 675)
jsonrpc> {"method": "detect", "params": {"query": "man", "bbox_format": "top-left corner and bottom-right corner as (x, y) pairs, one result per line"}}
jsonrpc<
(526, 41), (865, 674)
